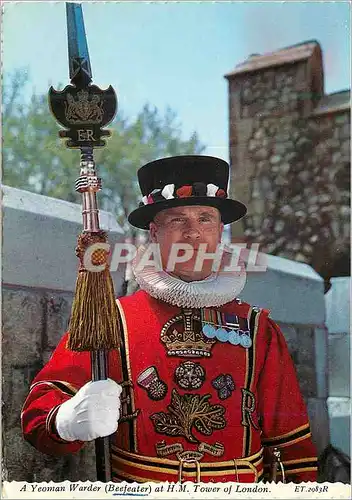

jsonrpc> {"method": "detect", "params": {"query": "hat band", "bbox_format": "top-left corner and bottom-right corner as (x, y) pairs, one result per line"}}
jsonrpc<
(140, 182), (227, 206)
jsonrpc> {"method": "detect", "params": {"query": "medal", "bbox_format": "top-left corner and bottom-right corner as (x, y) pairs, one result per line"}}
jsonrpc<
(240, 332), (252, 348)
(201, 309), (252, 348)
(202, 323), (217, 338)
(228, 330), (240, 345)
(216, 328), (228, 342)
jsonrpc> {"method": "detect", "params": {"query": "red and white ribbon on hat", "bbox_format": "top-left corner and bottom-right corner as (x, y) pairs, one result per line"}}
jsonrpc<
(141, 183), (227, 206)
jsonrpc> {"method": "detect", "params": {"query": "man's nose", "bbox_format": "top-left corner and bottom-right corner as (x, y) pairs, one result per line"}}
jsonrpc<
(183, 224), (201, 240)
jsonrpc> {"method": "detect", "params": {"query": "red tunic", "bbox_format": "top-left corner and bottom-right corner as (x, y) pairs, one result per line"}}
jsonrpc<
(22, 290), (317, 483)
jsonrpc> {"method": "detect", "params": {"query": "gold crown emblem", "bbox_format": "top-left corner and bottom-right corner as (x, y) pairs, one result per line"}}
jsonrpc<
(65, 89), (104, 124)
(160, 309), (216, 358)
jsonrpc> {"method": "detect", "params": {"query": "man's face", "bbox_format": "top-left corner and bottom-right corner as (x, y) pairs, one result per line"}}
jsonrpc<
(149, 205), (224, 281)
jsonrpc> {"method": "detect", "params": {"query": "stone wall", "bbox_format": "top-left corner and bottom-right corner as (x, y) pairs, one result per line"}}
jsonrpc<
(2, 186), (126, 482)
(240, 253), (329, 454)
(225, 41), (350, 285)
(277, 324), (329, 453)
(2, 286), (97, 482)
(325, 277), (350, 457)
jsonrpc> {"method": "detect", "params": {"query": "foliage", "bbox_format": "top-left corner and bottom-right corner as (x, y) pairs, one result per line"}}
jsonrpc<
(2, 69), (205, 234)
(150, 389), (226, 443)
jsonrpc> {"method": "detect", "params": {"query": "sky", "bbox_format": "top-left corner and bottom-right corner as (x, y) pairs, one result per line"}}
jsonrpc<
(2, 1), (351, 161)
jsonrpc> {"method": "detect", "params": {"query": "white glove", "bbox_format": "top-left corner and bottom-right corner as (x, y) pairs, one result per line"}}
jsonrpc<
(55, 379), (122, 442)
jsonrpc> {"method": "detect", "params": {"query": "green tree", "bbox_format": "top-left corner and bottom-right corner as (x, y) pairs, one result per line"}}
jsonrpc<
(2, 69), (205, 234)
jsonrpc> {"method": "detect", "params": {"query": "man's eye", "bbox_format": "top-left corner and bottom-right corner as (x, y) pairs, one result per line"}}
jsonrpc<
(199, 217), (211, 222)
(171, 218), (184, 223)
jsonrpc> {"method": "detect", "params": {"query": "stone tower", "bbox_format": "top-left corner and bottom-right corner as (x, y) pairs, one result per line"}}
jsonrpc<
(225, 40), (350, 289)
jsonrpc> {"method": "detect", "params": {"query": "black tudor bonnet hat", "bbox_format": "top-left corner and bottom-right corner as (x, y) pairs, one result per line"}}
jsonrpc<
(128, 155), (247, 230)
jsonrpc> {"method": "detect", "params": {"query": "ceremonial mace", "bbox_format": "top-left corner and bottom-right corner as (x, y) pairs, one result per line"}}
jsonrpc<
(49, 3), (121, 482)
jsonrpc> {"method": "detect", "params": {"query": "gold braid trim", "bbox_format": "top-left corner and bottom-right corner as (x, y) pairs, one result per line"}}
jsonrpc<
(28, 380), (78, 396)
(262, 422), (311, 448)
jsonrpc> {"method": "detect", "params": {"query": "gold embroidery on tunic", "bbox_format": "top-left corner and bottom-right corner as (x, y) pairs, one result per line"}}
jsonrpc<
(198, 441), (225, 457)
(150, 389), (226, 443)
(241, 388), (259, 430)
(156, 441), (184, 456)
(161, 309), (216, 358)
(155, 440), (225, 458)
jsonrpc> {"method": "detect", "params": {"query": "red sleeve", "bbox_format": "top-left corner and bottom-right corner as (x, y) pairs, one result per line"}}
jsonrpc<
(21, 332), (91, 456)
(257, 317), (318, 482)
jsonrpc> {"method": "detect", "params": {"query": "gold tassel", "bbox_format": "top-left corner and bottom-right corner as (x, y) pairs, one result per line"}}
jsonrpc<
(67, 231), (121, 351)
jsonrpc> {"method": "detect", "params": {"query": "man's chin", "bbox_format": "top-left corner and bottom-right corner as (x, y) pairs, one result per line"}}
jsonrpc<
(170, 266), (213, 281)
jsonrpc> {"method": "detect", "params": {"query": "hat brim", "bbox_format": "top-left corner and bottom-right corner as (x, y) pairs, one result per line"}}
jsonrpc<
(128, 197), (247, 230)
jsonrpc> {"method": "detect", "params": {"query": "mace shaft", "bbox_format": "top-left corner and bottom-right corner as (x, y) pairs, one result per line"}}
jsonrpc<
(75, 147), (102, 233)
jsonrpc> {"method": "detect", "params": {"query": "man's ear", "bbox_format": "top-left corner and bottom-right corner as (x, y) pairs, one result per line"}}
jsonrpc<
(149, 221), (158, 242)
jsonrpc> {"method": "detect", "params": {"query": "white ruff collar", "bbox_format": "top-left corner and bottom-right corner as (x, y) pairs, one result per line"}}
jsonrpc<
(132, 245), (246, 309)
